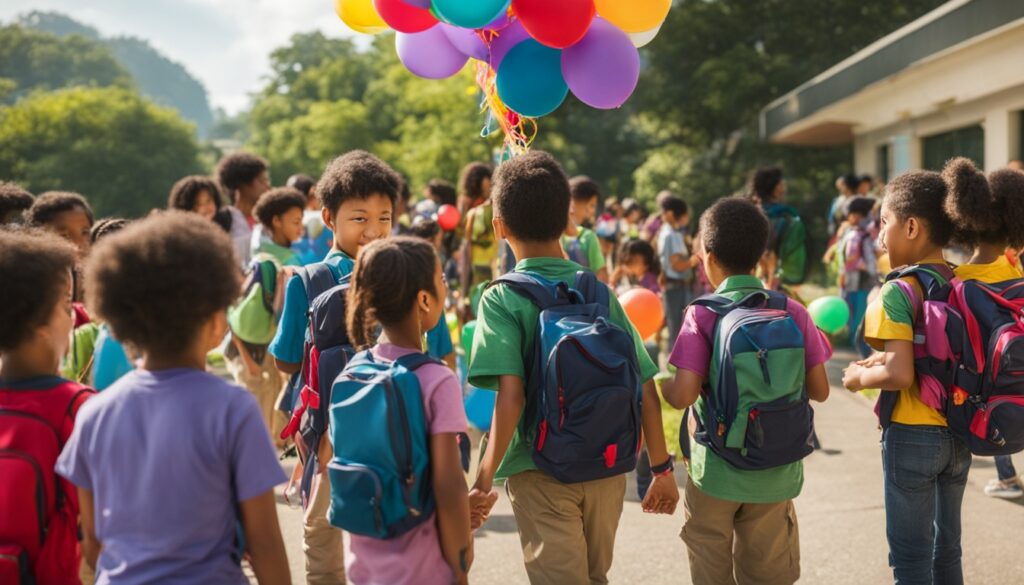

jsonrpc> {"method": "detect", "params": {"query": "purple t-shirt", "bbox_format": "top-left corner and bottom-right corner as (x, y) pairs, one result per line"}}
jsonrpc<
(56, 369), (287, 584)
(347, 344), (468, 585)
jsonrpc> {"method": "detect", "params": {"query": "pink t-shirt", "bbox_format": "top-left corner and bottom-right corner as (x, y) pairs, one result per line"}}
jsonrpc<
(669, 297), (832, 376)
(347, 343), (468, 585)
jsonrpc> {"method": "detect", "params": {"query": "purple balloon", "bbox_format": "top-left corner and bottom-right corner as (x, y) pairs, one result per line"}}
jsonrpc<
(561, 18), (640, 109)
(488, 20), (530, 72)
(401, 0), (432, 7)
(441, 24), (489, 61)
(396, 25), (469, 79)
(484, 9), (511, 31)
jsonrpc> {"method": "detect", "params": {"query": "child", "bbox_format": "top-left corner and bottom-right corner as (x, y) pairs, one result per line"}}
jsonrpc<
(287, 174), (331, 265)
(251, 187), (306, 266)
(56, 212), (290, 584)
(167, 175), (222, 222)
(26, 192), (95, 323)
(943, 158), (1024, 499)
(612, 239), (661, 294)
(216, 152), (271, 268)
(0, 227), (94, 585)
(842, 170), (965, 583)
(658, 195), (700, 344)
(460, 162), (497, 304)
(269, 150), (399, 585)
(410, 217), (458, 371)
(0, 181), (33, 224)
(836, 197), (878, 356)
(467, 151), (679, 585)
(340, 236), (472, 585)
(661, 197), (832, 585)
(561, 176), (608, 282)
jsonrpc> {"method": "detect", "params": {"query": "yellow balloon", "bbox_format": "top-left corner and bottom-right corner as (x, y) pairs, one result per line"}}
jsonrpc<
(334, 0), (389, 35)
(594, 0), (670, 34)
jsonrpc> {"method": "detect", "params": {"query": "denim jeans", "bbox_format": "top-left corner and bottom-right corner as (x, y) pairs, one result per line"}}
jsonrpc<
(882, 424), (971, 585)
(663, 284), (692, 346)
(995, 455), (1017, 481)
(843, 289), (871, 357)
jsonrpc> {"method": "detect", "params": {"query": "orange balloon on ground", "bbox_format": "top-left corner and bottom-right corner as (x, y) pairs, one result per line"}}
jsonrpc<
(619, 288), (664, 340)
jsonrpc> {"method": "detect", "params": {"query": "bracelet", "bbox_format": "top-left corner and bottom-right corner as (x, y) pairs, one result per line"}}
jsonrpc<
(651, 456), (675, 476)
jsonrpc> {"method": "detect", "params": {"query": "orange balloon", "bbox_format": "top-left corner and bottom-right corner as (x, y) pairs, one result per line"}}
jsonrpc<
(619, 288), (664, 340)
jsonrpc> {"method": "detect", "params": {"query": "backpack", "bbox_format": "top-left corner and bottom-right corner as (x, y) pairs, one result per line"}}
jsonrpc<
(227, 254), (280, 345)
(764, 203), (809, 285)
(489, 270), (642, 483)
(688, 290), (815, 470)
(563, 235), (588, 268)
(0, 381), (93, 585)
(886, 264), (1024, 455)
(839, 227), (869, 275)
(327, 351), (439, 539)
(279, 263), (354, 507)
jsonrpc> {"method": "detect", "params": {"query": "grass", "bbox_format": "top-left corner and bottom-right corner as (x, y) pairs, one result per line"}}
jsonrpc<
(654, 372), (686, 460)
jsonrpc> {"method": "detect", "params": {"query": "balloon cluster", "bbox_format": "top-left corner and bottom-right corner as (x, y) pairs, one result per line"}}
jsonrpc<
(334, 0), (670, 148)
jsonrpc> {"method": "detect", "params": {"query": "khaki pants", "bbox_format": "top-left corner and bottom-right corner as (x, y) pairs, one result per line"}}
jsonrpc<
(226, 350), (285, 441)
(304, 471), (346, 585)
(506, 470), (626, 585)
(681, 478), (800, 585)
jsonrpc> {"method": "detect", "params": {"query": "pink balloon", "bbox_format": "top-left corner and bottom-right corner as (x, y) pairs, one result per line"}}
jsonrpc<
(562, 18), (640, 109)
(441, 24), (489, 61)
(488, 20), (529, 72)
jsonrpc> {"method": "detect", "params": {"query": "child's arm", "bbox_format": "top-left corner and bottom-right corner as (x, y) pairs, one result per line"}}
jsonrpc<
(595, 265), (609, 284)
(431, 433), (473, 585)
(443, 351), (457, 372)
(240, 489), (292, 585)
(842, 339), (914, 391)
(77, 487), (101, 569)
(231, 334), (262, 377)
(660, 368), (703, 411)
(805, 363), (830, 402)
(469, 374), (524, 527)
(668, 253), (699, 274)
(639, 379), (680, 515)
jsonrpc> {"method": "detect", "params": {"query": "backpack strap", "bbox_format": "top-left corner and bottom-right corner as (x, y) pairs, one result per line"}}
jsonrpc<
(573, 270), (609, 307)
(297, 263), (339, 306)
(489, 272), (575, 311)
(395, 352), (444, 372)
(691, 290), (783, 316)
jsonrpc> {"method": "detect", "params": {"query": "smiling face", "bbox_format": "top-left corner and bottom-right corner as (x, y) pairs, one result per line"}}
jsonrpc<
(48, 208), (92, 258)
(192, 189), (217, 221)
(272, 206), (305, 245)
(324, 193), (394, 258)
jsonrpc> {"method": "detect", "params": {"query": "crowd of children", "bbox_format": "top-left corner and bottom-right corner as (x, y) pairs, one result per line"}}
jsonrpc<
(1, 147), (1023, 585)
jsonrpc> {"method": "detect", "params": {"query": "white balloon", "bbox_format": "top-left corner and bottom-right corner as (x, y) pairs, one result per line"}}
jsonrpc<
(628, 22), (662, 48)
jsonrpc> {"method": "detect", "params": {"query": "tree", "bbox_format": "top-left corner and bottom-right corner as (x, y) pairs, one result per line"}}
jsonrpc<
(0, 86), (203, 216)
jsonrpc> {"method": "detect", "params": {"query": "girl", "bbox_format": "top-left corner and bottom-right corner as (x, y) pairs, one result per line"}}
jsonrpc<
(344, 237), (472, 585)
(612, 238), (661, 294)
(841, 170), (966, 584)
(167, 175), (222, 222)
(943, 158), (1024, 499)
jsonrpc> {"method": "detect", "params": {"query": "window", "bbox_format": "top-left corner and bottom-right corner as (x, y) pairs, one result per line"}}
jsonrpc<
(922, 124), (984, 171)
(876, 143), (891, 182)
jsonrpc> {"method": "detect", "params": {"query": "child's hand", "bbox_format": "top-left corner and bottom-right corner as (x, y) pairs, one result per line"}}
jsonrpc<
(468, 487), (498, 530)
(842, 362), (864, 392)
(641, 474), (679, 515)
(857, 353), (886, 368)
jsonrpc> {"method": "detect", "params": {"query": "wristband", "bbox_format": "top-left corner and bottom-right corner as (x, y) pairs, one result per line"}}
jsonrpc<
(651, 456), (675, 476)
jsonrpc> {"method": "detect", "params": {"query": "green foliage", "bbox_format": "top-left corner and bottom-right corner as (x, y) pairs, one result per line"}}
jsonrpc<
(0, 86), (203, 217)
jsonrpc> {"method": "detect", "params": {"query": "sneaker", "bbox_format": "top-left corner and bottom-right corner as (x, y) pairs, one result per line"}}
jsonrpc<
(984, 477), (1024, 499)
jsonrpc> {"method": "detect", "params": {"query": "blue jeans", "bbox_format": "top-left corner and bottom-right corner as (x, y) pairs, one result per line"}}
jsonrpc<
(844, 289), (871, 357)
(882, 424), (971, 585)
(995, 455), (1017, 481)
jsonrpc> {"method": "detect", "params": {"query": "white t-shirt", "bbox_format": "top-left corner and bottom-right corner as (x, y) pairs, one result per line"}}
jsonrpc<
(226, 206), (253, 269)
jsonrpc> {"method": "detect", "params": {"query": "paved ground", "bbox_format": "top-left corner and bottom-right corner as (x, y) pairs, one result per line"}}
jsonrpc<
(264, 352), (1024, 584)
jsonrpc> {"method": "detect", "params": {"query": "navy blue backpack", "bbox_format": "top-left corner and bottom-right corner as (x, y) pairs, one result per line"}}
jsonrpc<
(489, 271), (643, 483)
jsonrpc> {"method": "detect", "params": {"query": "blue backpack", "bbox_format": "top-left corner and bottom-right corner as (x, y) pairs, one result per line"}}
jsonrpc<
(688, 291), (815, 470)
(490, 271), (642, 483)
(327, 351), (439, 539)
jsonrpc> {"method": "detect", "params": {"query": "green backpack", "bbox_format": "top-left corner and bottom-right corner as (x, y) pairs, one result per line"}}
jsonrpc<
(228, 254), (280, 345)
(764, 203), (808, 286)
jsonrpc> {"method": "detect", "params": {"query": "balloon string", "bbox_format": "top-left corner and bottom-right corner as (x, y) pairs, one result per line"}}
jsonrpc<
(475, 26), (536, 156)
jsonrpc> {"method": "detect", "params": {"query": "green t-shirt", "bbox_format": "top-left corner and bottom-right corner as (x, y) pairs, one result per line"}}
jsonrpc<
(560, 227), (605, 272)
(468, 256), (658, 480)
(255, 239), (301, 267)
(59, 322), (99, 383)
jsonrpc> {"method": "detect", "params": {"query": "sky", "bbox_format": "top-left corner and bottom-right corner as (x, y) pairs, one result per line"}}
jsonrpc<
(0, 0), (356, 114)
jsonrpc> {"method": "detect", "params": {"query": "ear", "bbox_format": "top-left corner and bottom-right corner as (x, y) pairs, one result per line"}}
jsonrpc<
(904, 217), (920, 241)
(418, 289), (432, 313)
(492, 216), (507, 240)
(322, 206), (335, 232)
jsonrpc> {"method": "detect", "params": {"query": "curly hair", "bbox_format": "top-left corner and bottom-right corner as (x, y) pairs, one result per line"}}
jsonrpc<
(0, 227), (77, 351)
(426, 179), (457, 207)
(659, 195), (688, 218)
(286, 174), (317, 198)
(459, 162), (493, 202)
(988, 168), (1024, 249)
(317, 150), (400, 216)
(409, 216), (441, 241)
(619, 239), (661, 277)
(252, 187), (307, 228)
(492, 151), (570, 243)
(168, 175), (222, 212)
(943, 157), (1024, 248)
(886, 170), (954, 248)
(749, 167), (784, 202)
(85, 211), (240, 356)
(700, 197), (770, 274)
(90, 218), (131, 244)
(25, 191), (94, 228)
(569, 176), (601, 203)
(0, 182), (34, 222)
(346, 237), (439, 349)
(215, 152), (268, 193)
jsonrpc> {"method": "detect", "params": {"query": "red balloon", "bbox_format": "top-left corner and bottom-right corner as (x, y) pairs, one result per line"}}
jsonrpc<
(512, 0), (595, 49)
(437, 204), (461, 231)
(373, 0), (437, 33)
(619, 288), (664, 340)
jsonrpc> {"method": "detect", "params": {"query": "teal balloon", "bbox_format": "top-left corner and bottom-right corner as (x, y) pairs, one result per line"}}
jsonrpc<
(461, 320), (478, 361)
(807, 296), (850, 335)
(496, 39), (568, 118)
(432, 0), (509, 29)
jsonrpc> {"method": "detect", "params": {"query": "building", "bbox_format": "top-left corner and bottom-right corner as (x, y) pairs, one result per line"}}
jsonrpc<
(760, 0), (1024, 179)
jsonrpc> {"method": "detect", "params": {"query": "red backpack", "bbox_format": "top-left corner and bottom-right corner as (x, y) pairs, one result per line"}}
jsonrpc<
(0, 379), (93, 585)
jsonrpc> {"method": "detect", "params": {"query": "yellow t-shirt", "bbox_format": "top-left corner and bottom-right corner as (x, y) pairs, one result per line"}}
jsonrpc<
(953, 254), (1023, 283)
(863, 259), (948, 426)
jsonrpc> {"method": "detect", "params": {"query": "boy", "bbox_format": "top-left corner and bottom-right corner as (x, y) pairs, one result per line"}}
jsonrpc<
(658, 195), (700, 343)
(836, 197), (877, 356)
(0, 227), (94, 585)
(661, 197), (831, 585)
(270, 150), (400, 585)
(251, 187), (306, 266)
(467, 151), (679, 585)
(0, 181), (33, 224)
(216, 152), (271, 268)
(561, 176), (608, 282)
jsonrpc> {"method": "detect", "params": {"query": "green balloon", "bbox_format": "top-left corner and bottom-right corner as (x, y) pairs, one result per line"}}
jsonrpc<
(807, 296), (850, 335)
(461, 320), (478, 361)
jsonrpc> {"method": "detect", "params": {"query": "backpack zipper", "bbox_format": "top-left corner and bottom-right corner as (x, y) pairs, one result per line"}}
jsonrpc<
(553, 335), (631, 429)
(717, 311), (789, 422)
(0, 449), (47, 544)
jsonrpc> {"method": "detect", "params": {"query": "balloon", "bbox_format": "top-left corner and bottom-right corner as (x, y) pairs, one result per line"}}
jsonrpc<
(619, 288), (664, 340)
(484, 8), (512, 31)
(334, 0), (388, 34)
(441, 24), (489, 61)
(628, 22), (662, 47)
(433, 0), (510, 29)
(461, 320), (477, 358)
(512, 0), (595, 49)
(594, 0), (671, 34)
(496, 39), (568, 118)
(373, 0), (436, 33)
(488, 20), (530, 72)
(562, 18), (639, 109)
(807, 296), (851, 335)
(401, 0), (431, 7)
(396, 26), (469, 79)
(464, 388), (496, 431)
(437, 204), (461, 231)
